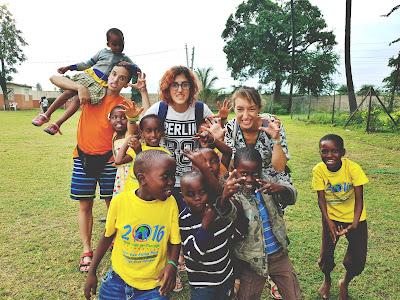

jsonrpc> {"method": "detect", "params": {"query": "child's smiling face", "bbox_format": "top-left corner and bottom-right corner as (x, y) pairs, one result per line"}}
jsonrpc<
(235, 159), (261, 191)
(109, 108), (127, 134)
(319, 139), (345, 172)
(141, 118), (163, 147)
(181, 175), (208, 214)
(142, 157), (176, 200)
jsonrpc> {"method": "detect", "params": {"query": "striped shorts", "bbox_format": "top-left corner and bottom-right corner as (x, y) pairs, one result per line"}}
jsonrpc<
(70, 158), (117, 200)
(72, 72), (107, 105)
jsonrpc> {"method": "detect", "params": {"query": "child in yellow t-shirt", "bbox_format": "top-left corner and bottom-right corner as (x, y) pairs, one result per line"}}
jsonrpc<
(115, 114), (170, 192)
(85, 150), (181, 299)
(312, 134), (369, 300)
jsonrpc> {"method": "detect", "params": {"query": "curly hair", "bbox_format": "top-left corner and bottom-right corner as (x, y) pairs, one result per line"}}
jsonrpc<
(232, 86), (263, 109)
(159, 66), (199, 106)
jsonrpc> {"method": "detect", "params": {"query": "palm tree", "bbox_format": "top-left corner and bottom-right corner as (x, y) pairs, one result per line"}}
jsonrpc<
(195, 67), (221, 104)
(345, 0), (358, 113)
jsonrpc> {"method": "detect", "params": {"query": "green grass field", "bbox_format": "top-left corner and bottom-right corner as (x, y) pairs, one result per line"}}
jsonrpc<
(0, 109), (399, 299)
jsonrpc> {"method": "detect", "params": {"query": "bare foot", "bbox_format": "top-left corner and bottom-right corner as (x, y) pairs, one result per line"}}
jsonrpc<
(318, 280), (331, 299)
(339, 279), (349, 300)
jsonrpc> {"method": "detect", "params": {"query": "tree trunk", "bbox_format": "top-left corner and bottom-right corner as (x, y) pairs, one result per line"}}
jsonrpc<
(345, 0), (358, 113)
(288, 0), (295, 116)
(0, 56), (10, 111)
(389, 52), (400, 113)
(273, 78), (282, 106)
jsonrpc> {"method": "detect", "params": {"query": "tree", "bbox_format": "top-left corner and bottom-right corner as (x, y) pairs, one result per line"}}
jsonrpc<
(357, 84), (380, 96)
(337, 84), (348, 95)
(222, 0), (337, 105)
(344, 0), (358, 113)
(36, 83), (42, 91)
(381, 5), (400, 112)
(195, 67), (222, 104)
(294, 46), (339, 96)
(0, 5), (28, 110)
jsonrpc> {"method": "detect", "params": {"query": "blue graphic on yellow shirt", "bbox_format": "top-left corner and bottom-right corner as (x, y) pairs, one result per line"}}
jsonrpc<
(326, 182), (352, 205)
(120, 224), (165, 264)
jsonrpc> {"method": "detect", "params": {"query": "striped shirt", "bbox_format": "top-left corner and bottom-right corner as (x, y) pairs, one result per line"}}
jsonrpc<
(179, 205), (247, 287)
(255, 192), (282, 255)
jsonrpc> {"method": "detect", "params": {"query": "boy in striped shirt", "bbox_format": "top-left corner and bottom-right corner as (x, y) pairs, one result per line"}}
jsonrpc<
(179, 149), (248, 299)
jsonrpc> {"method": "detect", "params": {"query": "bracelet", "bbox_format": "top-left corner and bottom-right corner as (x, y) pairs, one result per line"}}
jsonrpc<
(272, 138), (283, 145)
(167, 261), (178, 269)
(211, 136), (216, 144)
(126, 115), (140, 122)
(220, 117), (227, 120)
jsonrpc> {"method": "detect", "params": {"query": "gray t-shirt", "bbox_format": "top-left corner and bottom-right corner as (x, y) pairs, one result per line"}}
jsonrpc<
(146, 102), (213, 187)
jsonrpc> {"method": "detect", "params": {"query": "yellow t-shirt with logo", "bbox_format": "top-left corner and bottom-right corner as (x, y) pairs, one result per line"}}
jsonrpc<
(124, 144), (171, 192)
(105, 190), (181, 289)
(312, 158), (368, 223)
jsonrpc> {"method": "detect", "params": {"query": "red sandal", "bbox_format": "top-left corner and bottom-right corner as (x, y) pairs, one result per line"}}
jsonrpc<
(79, 251), (93, 273)
(31, 114), (50, 126)
(44, 123), (63, 135)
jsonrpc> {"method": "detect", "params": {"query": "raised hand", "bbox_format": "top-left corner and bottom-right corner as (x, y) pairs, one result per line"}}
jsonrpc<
(213, 99), (233, 119)
(255, 179), (286, 194)
(181, 148), (207, 169)
(221, 170), (245, 208)
(119, 99), (143, 119)
(206, 118), (227, 141)
(259, 116), (282, 141)
(128, 72), (147, 91)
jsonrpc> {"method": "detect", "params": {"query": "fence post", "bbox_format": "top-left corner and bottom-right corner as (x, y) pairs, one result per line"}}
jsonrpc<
(307, 90), (311, 120)
(366, 87), (373, 132)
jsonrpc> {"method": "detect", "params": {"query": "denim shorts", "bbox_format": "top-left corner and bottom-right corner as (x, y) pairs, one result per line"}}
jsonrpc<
(190, 275), (234, 300)
(99, 268), (167, 300)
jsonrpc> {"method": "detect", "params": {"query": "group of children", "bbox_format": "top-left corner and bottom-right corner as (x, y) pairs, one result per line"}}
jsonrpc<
(34, 27), (369, 300)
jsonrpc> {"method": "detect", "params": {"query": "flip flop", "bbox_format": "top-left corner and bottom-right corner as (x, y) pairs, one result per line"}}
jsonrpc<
(32, 114), (50, 126)
(173, 272), (183, 292)
(79, 251), (93, 273)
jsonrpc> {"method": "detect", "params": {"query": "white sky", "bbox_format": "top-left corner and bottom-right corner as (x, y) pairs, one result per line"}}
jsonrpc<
(6, 0), (400, 94)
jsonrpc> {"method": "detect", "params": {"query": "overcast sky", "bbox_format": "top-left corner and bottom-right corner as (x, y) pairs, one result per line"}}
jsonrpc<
(7, 0), (400, 94)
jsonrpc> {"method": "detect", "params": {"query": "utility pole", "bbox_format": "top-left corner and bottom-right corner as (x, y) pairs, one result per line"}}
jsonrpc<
(185, 44), (189, 68)
(190, 46), (195, 70)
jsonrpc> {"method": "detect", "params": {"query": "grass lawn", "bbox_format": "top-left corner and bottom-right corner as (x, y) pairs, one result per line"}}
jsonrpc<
(0, 109), (399, 299)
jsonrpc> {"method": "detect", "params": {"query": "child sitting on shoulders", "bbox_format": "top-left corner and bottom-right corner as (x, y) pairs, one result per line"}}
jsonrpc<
(179, 149), (248, 299)
(115, 114), (170, 192)
(312, 134), (368, 300)
(216, 147), (302, 300)
(32, 28), (139, 135)
(84, 150), (181, 300)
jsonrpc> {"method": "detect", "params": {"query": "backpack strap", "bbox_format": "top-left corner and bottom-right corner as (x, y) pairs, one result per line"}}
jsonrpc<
(194, 101), (204, 130)
(158, 101), (168, 121)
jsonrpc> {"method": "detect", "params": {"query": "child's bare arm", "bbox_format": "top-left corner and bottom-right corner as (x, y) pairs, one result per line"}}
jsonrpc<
(127, 73), (150, 118)
(57, 66), (70, 74)
(317, 190), (338, 243)
(84, 233), (115, 300)
(157, 243), (180, 296)
(114, 138), (134, 165)
(344, 185), (364, 233)
(119, 99), (143, 135)
(213, 138), (232, 170)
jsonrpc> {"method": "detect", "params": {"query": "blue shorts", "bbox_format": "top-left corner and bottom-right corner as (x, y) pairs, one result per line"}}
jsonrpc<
(99, 268), (167, 300)
(70, 158), (117, 201)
